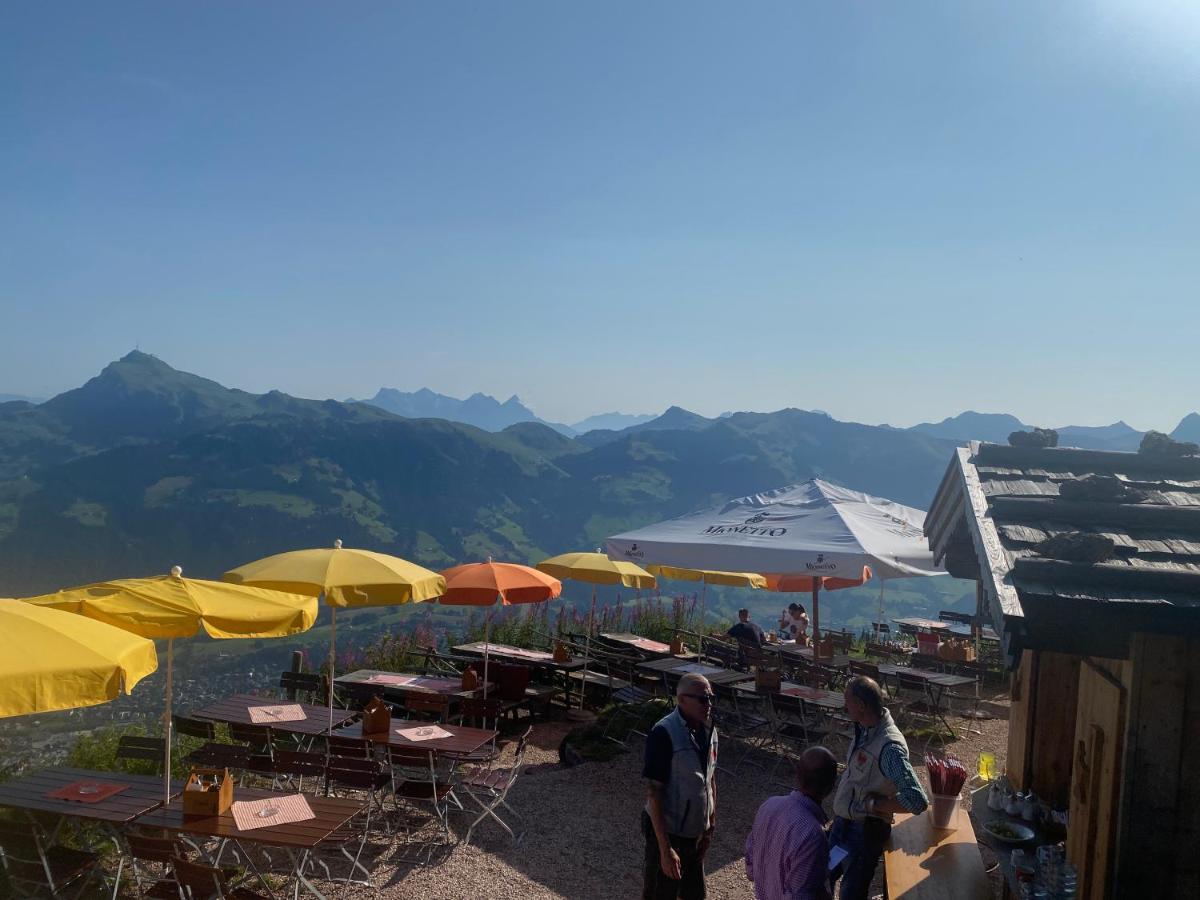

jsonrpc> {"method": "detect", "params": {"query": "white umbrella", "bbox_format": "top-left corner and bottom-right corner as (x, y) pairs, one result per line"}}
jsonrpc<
(607, 478), (945, 643)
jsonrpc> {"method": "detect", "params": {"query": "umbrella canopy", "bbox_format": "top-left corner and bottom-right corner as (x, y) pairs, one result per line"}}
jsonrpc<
(225, 540), (446, 734)
(536, 551), (655, 709)
(763, 567), (872, 593)
(439, 561), (562, 606)
(645, 565), (766, 589)
(439, 561), (562, 700)
(536, 551), (656, 589)
(223, 542), (446, 607)
(0, 599), (157, 718)
(607, 478), (942, 579)
(26, 570), (319, 638)
(25, 567), (318, 800)
(644, 564), (765, 634)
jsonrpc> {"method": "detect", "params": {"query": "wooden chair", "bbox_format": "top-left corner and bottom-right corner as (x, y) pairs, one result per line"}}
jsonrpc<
(324, 757), (392, 836)
(123, 831), (188, 899)
(116, 734), (166, 775)
(389, 745), (453, 838)
(404, 693), (450, 723)
(269, 749), (326, 792)
(460, 726), (534, 846)
(0, 820), (101, 899)
(228, 722), (273, 757)
(326, 734), (373, 760)
(171, 855), (269, 899)
(848, 660), (883, 683)
(278, 670), (327, 705)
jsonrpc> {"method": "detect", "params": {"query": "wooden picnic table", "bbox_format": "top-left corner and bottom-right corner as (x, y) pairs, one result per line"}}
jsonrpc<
(735, 681), (845, 712)
(634, 656), (750, 686)
(334, 670), (489, 706)
(876, 664), (977, 690)
(335, 720), (497, 756)
(453, 641), (587, 672)
(598, 632), (673, 656)
(0, 766), (183, 827)
(884, 804), (990, 900)
(134, 786), (364, 899)
(876, 664), (978, 736)
(776, 644), (852, 669)
(191, 693), (358, 736)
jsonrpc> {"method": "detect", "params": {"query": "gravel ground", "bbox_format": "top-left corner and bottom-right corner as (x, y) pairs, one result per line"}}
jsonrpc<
(318, 682), (1014, 900)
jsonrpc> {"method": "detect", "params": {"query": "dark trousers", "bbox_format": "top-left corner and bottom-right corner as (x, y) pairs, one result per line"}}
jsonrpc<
(641, 811), (706, 900)
(830, 815), (891, 900)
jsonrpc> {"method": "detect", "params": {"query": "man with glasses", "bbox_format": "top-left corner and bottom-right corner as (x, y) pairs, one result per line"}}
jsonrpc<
(642, 673), (719, 900)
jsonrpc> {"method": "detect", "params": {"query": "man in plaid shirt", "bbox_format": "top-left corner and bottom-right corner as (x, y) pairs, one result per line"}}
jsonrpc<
(744, 746), (839, 900)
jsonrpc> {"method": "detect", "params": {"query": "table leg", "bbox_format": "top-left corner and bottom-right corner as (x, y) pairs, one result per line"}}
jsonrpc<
(284, 847), (328, 900)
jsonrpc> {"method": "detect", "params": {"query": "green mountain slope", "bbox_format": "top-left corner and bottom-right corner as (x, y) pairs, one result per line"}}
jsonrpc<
(0, 354), (959, 603)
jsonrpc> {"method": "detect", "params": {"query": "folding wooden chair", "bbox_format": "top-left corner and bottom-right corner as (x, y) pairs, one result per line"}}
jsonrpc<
(115, 734), (167, 775)
(278, 670), (327, 705)
(0, 820), (102, 899)
(460, 726), (533, 846)
(405, 693), (451, 723)
(123, 831), (189, 899)
(171, 856), (269, 899)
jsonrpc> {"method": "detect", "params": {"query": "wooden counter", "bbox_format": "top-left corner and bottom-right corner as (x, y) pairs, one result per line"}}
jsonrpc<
(884, 806), (991, 899)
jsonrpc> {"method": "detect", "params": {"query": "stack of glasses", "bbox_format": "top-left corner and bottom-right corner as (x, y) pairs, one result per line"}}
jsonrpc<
(1016, 843), (1077, 899)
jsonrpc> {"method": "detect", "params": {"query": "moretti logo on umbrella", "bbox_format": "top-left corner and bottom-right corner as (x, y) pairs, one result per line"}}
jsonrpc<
(701, 512), (788, 537)
(624, 543), (646, 559)
(805, 553), (838, 572)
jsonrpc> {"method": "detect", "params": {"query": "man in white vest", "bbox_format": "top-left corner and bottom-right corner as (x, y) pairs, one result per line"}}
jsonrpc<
(642, 673), (719, 900)
(830, 675), (928, 900)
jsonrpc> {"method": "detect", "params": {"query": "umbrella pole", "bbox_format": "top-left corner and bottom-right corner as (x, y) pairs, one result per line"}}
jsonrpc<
(812, 582), (821, 658)
(875, 580), (885, 643)
(580, 585), (596, 710)
(163, 638), (174, 804)
(328, 606), (337, 736)
(483, 612), (491, 701)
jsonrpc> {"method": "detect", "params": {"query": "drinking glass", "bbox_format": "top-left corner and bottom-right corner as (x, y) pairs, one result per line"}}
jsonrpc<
(978, 751), (997, 782)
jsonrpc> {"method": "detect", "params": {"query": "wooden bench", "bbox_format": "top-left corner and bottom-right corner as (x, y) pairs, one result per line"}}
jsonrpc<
(884, 806), (990, 900)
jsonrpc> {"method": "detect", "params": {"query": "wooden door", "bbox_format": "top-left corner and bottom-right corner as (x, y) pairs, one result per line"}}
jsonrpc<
(1067, 659), (1126, 900)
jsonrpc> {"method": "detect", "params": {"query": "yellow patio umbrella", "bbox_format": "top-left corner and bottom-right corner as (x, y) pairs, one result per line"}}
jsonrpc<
(24, 567), (317, 801)
(645, 564), (765, 632)
(536, 551), (656, 708)
(224, 540), (446, 732)
(0, 599), (158, 718)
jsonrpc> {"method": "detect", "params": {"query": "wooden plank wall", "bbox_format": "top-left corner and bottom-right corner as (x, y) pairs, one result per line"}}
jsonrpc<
(1006, 649), (1081, 806)
(1006, 649), (1035, 789)
(1115, 634), (1200, 898)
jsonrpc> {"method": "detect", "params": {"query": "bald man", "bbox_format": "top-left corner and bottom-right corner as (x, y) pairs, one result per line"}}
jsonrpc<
(641, 673), (719, 900)
(745, 746), (839, 900)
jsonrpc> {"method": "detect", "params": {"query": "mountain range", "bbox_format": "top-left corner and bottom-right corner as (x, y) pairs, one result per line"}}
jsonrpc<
(352, 387), (653, 436)
(0, 352), (1193, 608)
(356, 388), (1186, 452)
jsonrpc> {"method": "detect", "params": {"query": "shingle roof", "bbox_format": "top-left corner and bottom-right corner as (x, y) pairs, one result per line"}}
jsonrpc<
(925, 442), (1200, 664)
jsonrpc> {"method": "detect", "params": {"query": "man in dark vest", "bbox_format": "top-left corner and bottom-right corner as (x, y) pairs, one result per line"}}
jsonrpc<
(642, 673), (719, 900)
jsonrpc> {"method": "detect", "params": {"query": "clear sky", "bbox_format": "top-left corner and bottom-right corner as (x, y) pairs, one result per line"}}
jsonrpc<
(3, 2), (1198, 430)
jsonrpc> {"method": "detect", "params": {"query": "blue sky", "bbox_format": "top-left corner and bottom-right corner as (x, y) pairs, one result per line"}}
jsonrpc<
(3, 2), (1198, 429)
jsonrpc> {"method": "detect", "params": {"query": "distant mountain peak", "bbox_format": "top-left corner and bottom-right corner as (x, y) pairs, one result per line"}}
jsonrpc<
(570, 411), (658, 433)
(358, 386), (574, 436)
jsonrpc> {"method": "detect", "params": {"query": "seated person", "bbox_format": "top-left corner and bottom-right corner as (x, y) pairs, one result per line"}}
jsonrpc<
(727, 608), (765, 648)
(779, 603), (810, 644)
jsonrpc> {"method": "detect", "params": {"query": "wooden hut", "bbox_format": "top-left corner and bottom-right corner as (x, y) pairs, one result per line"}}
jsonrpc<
(925, 441), (1200, 899)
